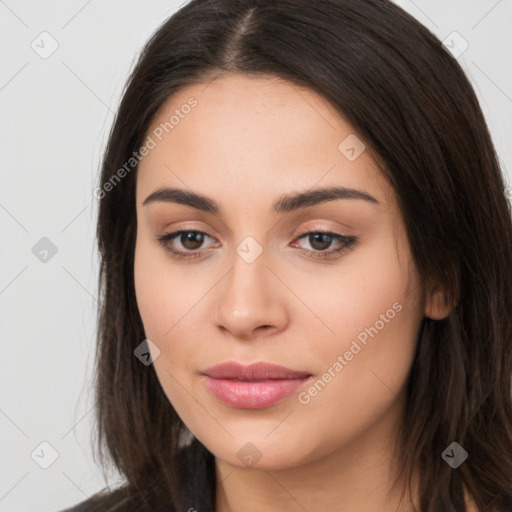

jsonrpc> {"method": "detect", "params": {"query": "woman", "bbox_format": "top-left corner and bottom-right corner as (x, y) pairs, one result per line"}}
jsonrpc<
(62, 0), (512, 510)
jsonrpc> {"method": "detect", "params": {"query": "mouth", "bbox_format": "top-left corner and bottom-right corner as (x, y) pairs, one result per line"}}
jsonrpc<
(201, 361), (313, 409)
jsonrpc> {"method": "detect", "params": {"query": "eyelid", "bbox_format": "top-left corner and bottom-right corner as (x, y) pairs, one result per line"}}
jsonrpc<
(157, 225), (358, 262)
(294, 224), (347, 237)
(158, 223), (352, 245)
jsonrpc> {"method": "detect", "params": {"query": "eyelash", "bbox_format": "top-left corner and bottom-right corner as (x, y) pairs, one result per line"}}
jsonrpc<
(157, 228), (358, 261)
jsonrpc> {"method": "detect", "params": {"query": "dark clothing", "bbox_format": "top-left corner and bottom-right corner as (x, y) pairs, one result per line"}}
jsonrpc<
(57, 438), (214, 512)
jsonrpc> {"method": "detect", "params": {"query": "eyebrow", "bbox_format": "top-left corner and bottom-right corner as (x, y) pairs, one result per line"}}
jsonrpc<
(142, 185), (380, 214)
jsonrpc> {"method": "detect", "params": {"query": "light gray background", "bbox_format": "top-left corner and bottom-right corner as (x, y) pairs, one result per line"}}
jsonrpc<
(1, 1), (511, 511)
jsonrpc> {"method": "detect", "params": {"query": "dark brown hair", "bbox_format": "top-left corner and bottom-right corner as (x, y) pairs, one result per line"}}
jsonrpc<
(76, 0), (512, 511)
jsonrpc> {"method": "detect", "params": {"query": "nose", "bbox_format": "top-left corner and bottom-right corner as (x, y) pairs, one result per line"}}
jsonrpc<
(213, 249), (289, 341)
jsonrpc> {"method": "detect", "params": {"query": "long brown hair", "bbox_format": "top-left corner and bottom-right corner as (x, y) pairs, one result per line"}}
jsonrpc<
(84, 1), (512, 510)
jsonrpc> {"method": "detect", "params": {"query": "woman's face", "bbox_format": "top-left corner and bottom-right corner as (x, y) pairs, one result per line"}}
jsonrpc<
(134, 73), (429, 471)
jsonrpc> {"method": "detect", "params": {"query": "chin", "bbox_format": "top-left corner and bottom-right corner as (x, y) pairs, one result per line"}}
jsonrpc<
(196, 429), (324, 472)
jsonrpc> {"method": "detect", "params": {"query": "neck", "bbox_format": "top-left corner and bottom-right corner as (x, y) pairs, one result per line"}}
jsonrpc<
(214, 399), (419, 512)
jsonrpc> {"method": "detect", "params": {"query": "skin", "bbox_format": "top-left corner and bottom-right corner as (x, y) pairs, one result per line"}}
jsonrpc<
(134, 74), (457, 512)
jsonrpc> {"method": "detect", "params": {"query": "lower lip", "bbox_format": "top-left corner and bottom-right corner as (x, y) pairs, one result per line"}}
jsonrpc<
(203, 375), (312, 409)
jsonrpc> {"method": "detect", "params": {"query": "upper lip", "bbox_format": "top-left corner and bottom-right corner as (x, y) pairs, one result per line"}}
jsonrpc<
(202, 361), (312, 380)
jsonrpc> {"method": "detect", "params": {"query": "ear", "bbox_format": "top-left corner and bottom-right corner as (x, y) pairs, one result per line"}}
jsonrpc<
(424, 280), (455, 320)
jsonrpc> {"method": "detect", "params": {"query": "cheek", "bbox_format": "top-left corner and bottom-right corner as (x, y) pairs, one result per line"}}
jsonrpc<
(133, 238), (213, 370)
(134, 239), (195, 338)
(134, 242), (165, 337)
(291, 224), (421, 351)
(294, 229), (423, 426)
(133, 240), (201, 413)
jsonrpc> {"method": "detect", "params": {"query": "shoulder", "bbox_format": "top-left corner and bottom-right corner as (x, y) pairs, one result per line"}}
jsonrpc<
(58, 499), (94, 512)
(58, 498), (100, 512)
(57, 486), (131, 512)
(58, 439), (211, 512)
(56, 483), (182, 512)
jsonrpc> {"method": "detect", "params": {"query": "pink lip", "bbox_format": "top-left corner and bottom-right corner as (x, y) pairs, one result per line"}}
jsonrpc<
(202, 361), (313, 409)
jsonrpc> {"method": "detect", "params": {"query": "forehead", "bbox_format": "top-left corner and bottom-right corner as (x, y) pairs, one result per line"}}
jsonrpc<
(136, 73), (395, 211)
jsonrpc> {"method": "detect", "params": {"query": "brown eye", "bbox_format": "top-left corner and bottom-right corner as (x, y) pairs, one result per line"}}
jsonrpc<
(157, 230), (215, 260)
(179, 231), (206, 250)
(157, 229), (358, 262)
(307, 233), (334, 251)
(291, 230), (359, 260)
